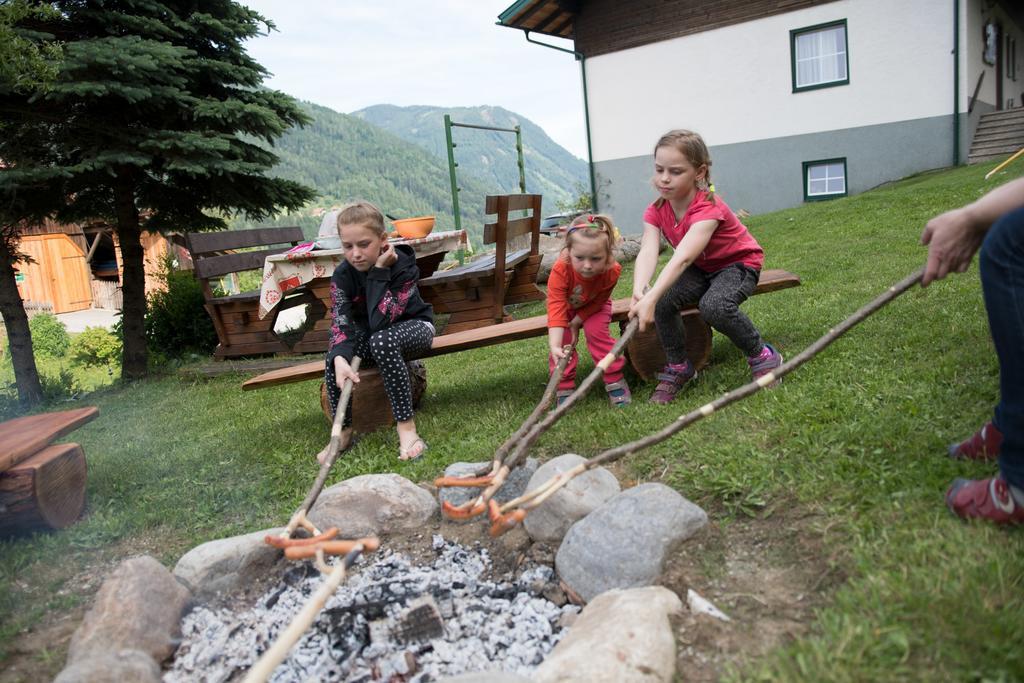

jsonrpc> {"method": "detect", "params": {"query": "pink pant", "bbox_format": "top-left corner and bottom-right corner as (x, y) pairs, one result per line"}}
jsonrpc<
(548, 299), (626, 390)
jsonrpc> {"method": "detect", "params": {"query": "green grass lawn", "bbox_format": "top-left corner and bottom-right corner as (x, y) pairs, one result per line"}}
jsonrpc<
(2, 161), (1024, 681)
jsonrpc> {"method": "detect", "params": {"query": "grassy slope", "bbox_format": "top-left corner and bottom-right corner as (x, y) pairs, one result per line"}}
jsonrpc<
(2, 162), (1023, 680)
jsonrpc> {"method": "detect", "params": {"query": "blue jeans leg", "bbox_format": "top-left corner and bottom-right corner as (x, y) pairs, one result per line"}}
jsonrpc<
(980, 206), (1024, 489)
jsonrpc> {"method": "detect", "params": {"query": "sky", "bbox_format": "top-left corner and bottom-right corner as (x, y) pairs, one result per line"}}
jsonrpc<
(239, 1), (588, 159)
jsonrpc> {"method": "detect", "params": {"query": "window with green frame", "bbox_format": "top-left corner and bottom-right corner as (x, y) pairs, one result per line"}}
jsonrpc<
(803, 158), (847, 200)
(790, 20), (849, 92)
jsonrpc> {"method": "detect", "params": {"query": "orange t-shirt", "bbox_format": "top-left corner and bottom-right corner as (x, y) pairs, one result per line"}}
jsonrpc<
(546, 255), (622, 328)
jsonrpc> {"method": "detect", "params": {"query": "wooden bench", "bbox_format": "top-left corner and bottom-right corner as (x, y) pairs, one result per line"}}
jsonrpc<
(0, 406), (98, 536)
(418, 194), (545, 334)
(242, 269), (801, 424)
(186, 226), (306, 359)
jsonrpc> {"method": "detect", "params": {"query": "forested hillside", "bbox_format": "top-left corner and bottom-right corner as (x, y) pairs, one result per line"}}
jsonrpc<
(353, 104), (587, 210)
(240, 101), (585, 248)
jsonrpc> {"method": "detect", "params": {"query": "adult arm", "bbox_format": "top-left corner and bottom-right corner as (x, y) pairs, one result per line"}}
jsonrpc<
(921, 177), (1024, 286)
(629, 219), (718, 331)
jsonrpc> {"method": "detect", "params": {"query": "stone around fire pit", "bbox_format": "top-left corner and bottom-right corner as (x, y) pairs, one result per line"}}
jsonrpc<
(439, 672), (532, 683)
(61, 556), (190, 678)
(533, 586), (682, 683)
(173, 526), (286, 601)
(556, 483), (707, 602)
(437, 458), (539, 511)
(522, 454), (620, 543)
(54, 648), (162, 683)
(308, 473), (437, 536)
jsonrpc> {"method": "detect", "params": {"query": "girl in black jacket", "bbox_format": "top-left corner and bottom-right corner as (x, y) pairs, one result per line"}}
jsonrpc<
(321, 201), (434, 463)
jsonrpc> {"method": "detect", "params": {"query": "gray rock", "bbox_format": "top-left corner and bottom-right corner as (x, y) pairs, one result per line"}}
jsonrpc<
(533, 586), (682, 683)
(556, 483), (707, 602)
(173, 527), (285, 601)
(439, 674), (532, 683)
(66, 556), (191, 665)
(522, 454), (620, 543)
(54, 649), (161, 683)
(309, 473), (437, 537)
(437, 459), (539, 511)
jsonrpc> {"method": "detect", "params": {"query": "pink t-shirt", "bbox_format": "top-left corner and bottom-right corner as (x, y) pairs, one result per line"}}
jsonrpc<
(643, 191), (764, 272)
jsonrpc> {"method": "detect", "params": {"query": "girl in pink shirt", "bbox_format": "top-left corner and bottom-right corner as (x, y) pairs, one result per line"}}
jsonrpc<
(629, 130), (782, 404)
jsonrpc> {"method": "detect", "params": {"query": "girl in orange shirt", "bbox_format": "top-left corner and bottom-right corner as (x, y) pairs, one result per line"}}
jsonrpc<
(547, 214), (630, 407)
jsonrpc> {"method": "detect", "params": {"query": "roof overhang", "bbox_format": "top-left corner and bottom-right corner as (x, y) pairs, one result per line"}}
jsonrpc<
(497, 0), (578, 40)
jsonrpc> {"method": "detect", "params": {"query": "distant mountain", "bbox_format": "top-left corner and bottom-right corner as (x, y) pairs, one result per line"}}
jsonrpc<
(239, 102), (586, 249)
(238, 101), (492, 247)
(352, 104), (587, 213)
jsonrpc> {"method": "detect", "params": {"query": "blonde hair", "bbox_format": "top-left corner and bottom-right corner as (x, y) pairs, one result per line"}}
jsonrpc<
(654, 129), (716, 204)
(564, 213), (618, 262)
(336, 201), (386, 238)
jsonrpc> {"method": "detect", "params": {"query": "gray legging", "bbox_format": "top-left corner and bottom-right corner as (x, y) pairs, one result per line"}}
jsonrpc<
(654, 263), (763, 364)
(325, 319), (434, 427)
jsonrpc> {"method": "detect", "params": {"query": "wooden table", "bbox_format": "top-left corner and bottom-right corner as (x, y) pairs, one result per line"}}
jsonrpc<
(255, 230), (467, 353)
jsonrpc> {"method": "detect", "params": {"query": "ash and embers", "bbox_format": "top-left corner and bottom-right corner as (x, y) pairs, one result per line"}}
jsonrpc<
(165, 535), (577, 682)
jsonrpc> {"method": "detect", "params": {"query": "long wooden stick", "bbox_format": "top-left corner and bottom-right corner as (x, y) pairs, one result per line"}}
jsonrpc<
(242, 545), (366, 683)
(282, 356), (362, 538)
(495, 269), (925, 526)
(985, 147), (1024, 180)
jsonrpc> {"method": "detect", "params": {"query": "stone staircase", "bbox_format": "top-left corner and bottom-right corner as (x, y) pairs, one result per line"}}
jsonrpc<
(969, 108), (1024, 163)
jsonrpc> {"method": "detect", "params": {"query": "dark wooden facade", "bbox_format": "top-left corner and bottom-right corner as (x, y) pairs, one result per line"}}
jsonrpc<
(574, 0), (842, 57)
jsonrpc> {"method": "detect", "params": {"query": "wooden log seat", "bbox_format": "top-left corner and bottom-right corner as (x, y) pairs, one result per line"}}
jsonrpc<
(0, 406), (98, 536)
(243, 269), (801, 422)
(317, 361), (427, 433)
(418, 194), (545, 334)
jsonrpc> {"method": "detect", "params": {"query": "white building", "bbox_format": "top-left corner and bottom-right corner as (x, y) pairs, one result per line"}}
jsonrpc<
(499, 0), (1024, 227)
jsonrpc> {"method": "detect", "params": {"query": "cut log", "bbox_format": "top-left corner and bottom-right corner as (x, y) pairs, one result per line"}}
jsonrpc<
(320, 361), (428, 433)
(0, 442), (87, 536)
(623, 311), (713, 381)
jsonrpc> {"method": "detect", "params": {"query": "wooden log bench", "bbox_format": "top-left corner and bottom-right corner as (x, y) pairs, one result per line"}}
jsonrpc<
(242, 269), (801, 428)
(0, 406), (98, 536)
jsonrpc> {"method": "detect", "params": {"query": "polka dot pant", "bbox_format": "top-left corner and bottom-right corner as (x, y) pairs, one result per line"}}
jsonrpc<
(325, 319), (434, 427)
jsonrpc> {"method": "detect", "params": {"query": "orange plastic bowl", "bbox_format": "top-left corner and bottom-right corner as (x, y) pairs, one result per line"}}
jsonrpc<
(391, 215), (435, 239)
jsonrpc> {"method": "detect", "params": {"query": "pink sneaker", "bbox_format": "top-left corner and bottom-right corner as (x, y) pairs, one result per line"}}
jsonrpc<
(946, 476), (1024, 525)
(948, 421), (1002, 461)
(748, 343), (783, 384)
(649, 363), (695, 405)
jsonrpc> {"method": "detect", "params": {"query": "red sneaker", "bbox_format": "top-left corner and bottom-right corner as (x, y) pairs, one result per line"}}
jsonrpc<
(946, 476), (1024, 525)
(948, 421), (1002, 461)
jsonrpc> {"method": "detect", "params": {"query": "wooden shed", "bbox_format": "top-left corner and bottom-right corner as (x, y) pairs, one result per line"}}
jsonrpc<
(15, 220), (176, 314)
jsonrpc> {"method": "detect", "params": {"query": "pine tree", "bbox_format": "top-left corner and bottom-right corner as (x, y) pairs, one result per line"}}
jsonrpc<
(0, 1), (315, 378)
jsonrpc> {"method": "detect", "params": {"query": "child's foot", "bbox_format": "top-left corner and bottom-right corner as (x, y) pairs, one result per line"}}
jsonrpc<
(946, 476), (1024, 525)
(948, 421), (1002, 461)
(605, 380), (631, 407)
(316, 428), (353, 466)
(649, 362), (695, 405)
(556, 388), (575, 407)
(399, 437), (428, 462)
(748, 343), (783, 385)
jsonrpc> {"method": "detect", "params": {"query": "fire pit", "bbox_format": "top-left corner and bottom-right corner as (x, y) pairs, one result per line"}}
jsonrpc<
(166, 536), (576, 682)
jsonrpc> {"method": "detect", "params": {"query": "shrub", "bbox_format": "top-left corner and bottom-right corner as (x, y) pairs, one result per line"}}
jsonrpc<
(29, 313), (70, 358)
(38, 364), (78, 401)
(145, 256), (217, 356)
(69, 326), (121, 367)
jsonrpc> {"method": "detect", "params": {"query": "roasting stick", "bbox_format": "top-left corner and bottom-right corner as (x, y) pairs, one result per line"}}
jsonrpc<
(242, 544), (368, 683)
(434, 350), (572, 495)
(439, 320), (639, 520)
(489, 269), (926, 535)
(276, 357), (363, 543)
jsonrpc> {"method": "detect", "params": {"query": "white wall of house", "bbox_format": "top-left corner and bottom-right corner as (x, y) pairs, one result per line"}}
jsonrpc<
(586, 0), (952, 164)
(965, 0), (1024, 111)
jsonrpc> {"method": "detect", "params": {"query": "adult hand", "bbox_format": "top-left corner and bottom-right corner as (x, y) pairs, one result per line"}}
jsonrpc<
(333, 356), (361, 388)
(375, 242), (397, 269)
(920, 207), (986, 287)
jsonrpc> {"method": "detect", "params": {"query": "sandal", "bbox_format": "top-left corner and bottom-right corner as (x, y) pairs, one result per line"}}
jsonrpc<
(399, 438), (428, 462)
(605, 380), (631, 408)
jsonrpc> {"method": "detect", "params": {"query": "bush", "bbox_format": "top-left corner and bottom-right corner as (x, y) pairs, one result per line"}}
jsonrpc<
(69, 326), (121, 367)
(145, 256), (217, 357)
(38, 364), (78, 401)
(29, 313), (70, 358)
